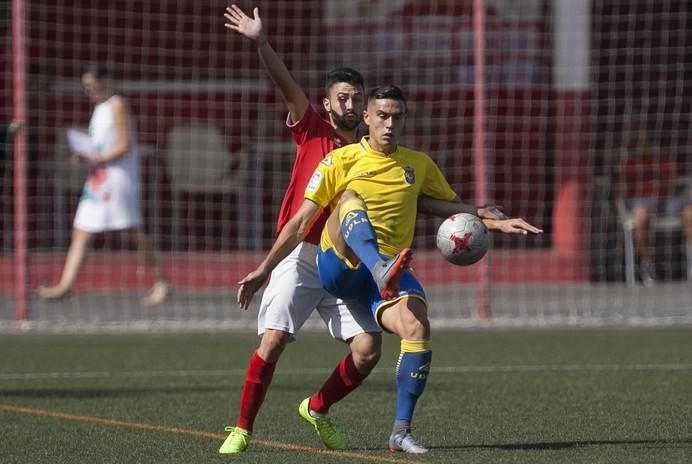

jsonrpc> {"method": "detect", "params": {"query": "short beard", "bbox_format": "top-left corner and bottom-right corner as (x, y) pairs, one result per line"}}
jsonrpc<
(330, 110), (361, 131)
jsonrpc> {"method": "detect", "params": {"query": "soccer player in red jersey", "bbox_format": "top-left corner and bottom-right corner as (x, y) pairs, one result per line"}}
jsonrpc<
(219, 5), (380, 454)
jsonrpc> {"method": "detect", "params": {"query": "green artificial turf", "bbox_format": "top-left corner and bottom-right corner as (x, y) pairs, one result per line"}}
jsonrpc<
(1, 329), (691, 463)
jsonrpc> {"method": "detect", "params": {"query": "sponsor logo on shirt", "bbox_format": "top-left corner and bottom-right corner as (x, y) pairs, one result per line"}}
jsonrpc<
(354, 171), (376, 178)
(306, 170), (323, 193)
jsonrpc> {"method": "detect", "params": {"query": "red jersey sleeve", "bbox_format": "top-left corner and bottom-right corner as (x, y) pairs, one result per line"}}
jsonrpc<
(287, 105), (321, 146)
(275, 105), (342, 244)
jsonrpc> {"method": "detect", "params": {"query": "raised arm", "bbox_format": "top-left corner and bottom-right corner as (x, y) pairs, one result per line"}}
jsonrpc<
(224, 5), (310, 123)
(236, 199), (322, 309)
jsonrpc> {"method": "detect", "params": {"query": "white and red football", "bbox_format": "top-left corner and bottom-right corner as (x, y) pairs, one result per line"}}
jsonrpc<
(436, 213), (489, 266)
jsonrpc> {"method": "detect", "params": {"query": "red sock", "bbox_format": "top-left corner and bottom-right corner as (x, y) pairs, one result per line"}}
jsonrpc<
(309, 353), (367, 414)
(235, 351), (276, 431)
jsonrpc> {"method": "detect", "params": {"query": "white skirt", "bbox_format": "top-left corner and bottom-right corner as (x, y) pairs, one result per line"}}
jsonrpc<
(73, 166), (141, 233)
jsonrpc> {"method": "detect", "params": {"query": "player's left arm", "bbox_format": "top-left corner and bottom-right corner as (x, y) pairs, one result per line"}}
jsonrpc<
(417, 157), (541, 235)
(236, 199), (322, 310)
(418, 196), (541, 235)
(417, 156), (507, 220)
(417, 195), (506, 220)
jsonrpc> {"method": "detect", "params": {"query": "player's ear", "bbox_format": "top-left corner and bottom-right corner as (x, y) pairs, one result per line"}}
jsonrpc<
(363, 109), (370, 126)
(322, 97), (331, 113)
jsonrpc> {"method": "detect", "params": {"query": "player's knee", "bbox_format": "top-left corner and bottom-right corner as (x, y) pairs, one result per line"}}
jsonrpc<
(257, 329), (290, 362)
(349, 332), (381, 372)
(397, 309), (430, 340)
(353, 351), (380, 374)
(401, 318), (429, 341)
(400, 301), (430, 340)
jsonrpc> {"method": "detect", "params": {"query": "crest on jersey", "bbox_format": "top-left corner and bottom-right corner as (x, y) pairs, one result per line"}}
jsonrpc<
(404, 166), (415, 184)
(320, 155), (333, 166)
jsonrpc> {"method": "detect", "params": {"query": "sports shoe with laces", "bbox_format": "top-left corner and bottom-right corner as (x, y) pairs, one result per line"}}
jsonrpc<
(389, 429), (429, 454)
(298, 397), (346, 450)
(372, 248), (413, 300)
(218, 426), (251, 454)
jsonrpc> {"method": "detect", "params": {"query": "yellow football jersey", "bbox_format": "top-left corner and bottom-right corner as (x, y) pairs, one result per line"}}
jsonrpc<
(305, 136), (457, 257)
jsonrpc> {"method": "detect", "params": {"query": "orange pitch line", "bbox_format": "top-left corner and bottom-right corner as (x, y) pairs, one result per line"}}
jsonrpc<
(0, 403), (428, 464)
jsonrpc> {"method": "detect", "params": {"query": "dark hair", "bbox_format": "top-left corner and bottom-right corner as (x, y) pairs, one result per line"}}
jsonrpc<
(325, 67), (365, 95)
(85, 63), (113, 81)
(368, 85), (407, 111)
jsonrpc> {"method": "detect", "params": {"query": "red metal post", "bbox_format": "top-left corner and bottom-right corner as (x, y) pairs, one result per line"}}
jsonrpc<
(473, 0), (490, 319)
(13, 0), (28, 321)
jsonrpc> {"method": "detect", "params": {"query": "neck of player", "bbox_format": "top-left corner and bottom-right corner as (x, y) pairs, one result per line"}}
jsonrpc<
(335, 127), (358, 144)
(369, 138), (396, 155)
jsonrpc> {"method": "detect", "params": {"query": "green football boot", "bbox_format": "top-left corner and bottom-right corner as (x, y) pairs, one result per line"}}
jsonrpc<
(298, 398), (346, 450)
(218, 426), (251, 455)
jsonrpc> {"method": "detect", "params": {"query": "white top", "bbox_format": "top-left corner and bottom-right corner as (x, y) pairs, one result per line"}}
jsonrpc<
(73, 95), (142, 232)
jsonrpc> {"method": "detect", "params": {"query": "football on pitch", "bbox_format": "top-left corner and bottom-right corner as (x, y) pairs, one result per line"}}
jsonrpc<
(436, 213), (489, 266)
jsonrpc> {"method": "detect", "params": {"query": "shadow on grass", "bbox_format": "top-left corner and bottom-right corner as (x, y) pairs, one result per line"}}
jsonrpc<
(0, 385), (229, 399)
(356, 438), (692, 453)
(426, 438), (692, 451)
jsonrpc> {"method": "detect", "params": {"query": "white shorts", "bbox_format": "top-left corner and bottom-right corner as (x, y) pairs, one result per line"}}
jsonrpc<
(257, 242), (380, 341)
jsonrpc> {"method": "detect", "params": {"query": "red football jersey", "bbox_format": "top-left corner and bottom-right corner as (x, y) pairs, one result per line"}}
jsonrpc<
(275, 105), (348, 244)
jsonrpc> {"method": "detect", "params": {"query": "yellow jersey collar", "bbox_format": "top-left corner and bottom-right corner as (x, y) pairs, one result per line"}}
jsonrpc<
(359, 136), (398, 157)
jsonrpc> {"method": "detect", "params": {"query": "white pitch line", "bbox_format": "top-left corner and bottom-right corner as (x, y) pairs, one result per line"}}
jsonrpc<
(2, 363), (692, 381)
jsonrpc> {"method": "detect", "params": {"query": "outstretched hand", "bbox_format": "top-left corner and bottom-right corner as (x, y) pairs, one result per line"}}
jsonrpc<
(224, 4), (264, 44)
(492, 218), (543, 235)
(236, 267), (270, 310)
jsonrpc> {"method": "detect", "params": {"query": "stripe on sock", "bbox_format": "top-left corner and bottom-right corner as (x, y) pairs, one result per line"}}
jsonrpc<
(401, 339), (431, 353)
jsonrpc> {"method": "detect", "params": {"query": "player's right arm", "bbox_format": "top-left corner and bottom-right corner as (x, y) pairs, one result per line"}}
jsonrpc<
(224, 5), (310, 123)
(237, 155), (342, 309)
(236, 199), (322, 310)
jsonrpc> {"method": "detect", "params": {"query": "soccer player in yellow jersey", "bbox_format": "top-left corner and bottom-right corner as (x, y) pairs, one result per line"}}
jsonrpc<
(238, 85), (543, 454)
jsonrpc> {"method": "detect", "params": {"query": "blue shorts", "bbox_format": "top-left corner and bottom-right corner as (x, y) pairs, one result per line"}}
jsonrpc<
(317, 246), (427, 324)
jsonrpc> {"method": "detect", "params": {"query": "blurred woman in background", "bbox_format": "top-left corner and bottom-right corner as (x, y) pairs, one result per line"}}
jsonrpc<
(36, 63), (169, 306)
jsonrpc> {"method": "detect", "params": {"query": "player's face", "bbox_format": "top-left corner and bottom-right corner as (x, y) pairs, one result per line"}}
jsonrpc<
(363, 98), (406, 154)
(323, 83), (364, 131)
(82, 73), (110, 104)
